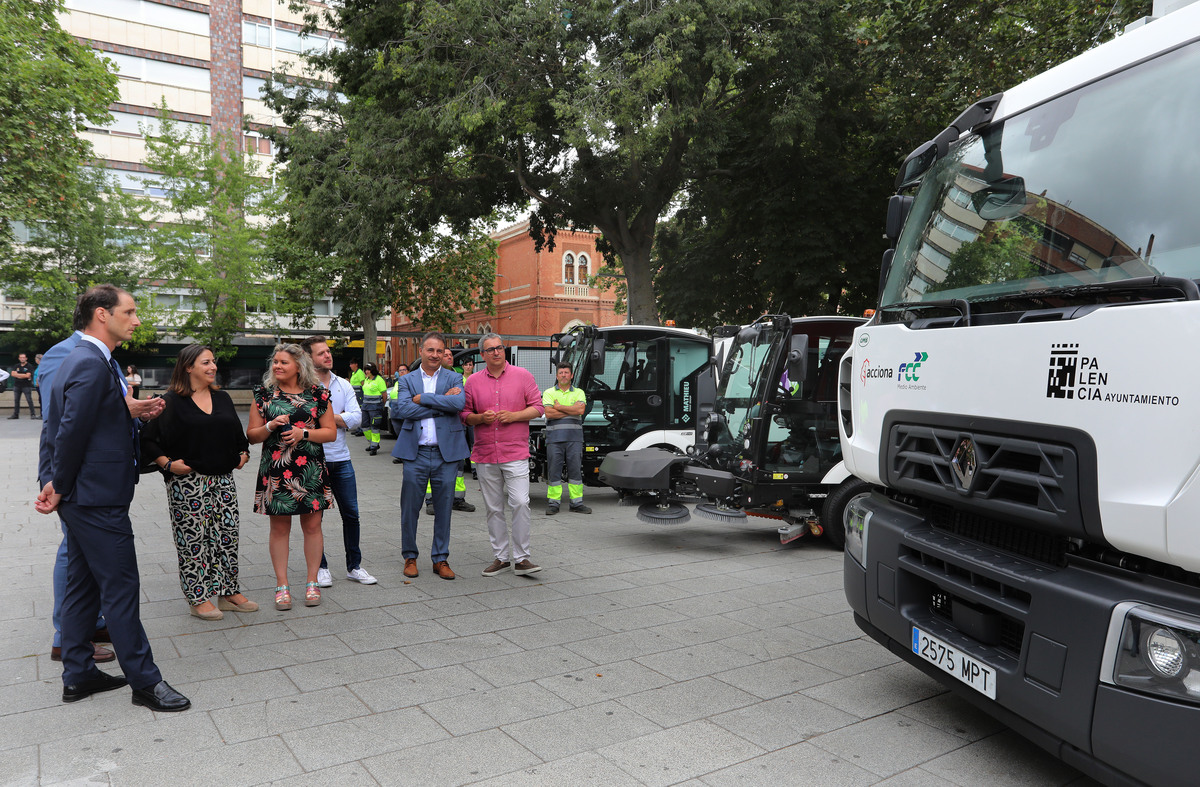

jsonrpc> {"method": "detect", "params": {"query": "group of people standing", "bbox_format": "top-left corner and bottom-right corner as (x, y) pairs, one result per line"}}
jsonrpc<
(34, 283), (595, 714)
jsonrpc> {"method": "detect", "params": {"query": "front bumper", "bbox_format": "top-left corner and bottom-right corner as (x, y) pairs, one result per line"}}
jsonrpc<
(844, 492), (1200, 787)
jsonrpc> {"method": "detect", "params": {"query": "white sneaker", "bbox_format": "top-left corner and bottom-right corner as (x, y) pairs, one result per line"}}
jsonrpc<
(316, 567), (333, 587)
(346, 567), (377, 585)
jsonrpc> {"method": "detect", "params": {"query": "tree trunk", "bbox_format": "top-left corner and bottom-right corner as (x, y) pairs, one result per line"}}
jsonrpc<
(362, 306), (378, 365)
(610, 240), (659, 326)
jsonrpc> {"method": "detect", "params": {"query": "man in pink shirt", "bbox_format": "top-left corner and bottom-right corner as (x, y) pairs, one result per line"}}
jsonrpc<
(462, 333), (545, 576)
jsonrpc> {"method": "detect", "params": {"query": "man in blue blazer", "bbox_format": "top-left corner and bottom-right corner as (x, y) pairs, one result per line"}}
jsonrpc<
(391, 332), (470, 580)
(37, 286), (190, 712)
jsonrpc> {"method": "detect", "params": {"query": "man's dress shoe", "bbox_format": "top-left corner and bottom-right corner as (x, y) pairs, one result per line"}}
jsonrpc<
(131, 680), (191, 712)
(51, 643), (115, 663)
(62, 671), (128, 702)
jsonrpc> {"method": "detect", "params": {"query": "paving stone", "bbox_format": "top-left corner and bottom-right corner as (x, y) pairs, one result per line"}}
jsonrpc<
(279, 706), (448, 770)
(588, 604), (689, 633)
(616, 676), (760, 728)
(634, 641), (760, 682)
(796, 636), (903, 676)
(896, 693), (1008, 743)
(282, 648), (422, 692)
(349, 664), (493, 712)
(810, 712), (969, 777)
(223, 634), (356, 674)
(266, 761), (382, 786)
(107, 735), (303, 787)
(403, 632), (524, 669)
(564, 627), (689, 664)
(37, 711), (220, 784)
(536, 659), (674, 706)
(699, 740), (878, 787)
(713, 655), (841, 700)
(597, 720), (765, 787)
(497, 617), (614, 650)
(464, 644), (595, 687)
(208, 686), (371, 744)
(920, 730), (1098, 787)
(801, 663), (946, 719)
(475, 751), (646, 786)
(711, 692), (858, 750)
(421, 681), (573, 735)
(502, 700), (662, 761)
(436, 606), (550, 637)
(0, 744), (37, 787)
(362, 728), (539, 786)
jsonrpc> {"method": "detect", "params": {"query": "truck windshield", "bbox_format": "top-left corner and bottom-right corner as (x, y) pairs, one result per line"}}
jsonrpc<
(712, 322), (779, 454)
(881, 41), (1200, 308)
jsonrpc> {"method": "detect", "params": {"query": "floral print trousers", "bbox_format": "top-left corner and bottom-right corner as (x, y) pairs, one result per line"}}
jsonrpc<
(166, 472), (242, 605)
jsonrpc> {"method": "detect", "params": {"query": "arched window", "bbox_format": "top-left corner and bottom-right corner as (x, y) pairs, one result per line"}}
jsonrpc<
(576, 253), (589, 285)
(478, 321), (492, 335)
(562, 252), (575, 284)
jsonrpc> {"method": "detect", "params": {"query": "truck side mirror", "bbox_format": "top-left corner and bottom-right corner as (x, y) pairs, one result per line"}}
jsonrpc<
(787, 333), (809, 387)
(885, 195), (912, 243)
(590, 337), (606, 375)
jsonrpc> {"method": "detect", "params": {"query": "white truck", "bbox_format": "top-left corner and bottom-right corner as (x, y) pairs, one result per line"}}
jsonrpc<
(840, 4), (1200, 785)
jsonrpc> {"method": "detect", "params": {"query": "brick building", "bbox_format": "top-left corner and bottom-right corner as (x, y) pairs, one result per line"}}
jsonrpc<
(389, 221), (626, 365)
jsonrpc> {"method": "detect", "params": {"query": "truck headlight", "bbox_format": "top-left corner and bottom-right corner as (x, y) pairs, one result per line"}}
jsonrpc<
(844, 495), (872, 567)
(1107, 605), (1200, 703)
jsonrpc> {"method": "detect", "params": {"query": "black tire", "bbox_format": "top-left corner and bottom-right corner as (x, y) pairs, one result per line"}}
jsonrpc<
(821, 477), (873, 550)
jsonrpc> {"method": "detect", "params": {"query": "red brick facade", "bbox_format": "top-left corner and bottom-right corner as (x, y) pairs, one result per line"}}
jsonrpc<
(209, 0), (242, 144)
(390, 223), (625, 363)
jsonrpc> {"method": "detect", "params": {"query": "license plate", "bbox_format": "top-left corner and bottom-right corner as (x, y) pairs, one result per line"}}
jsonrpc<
(912, 626), (996, 699)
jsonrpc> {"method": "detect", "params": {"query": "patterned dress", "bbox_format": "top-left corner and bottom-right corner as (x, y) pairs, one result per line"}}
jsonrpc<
(253, 385), (334, 515)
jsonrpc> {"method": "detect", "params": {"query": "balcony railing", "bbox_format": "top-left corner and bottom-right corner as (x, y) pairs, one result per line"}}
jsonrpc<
(561, 283), (591, 297)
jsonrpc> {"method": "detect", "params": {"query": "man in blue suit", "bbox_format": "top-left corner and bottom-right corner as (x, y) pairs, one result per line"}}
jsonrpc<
(37, 285), (190, 712)
(391, 332), (469, 580)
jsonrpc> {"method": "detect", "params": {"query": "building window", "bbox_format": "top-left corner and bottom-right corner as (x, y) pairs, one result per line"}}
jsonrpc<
(479, 322), (492, 335)
(243, 22), (272, 48)
(562, 252), (575, 284)
(576, 253), (589, 284)
(245, 133), (272, 156)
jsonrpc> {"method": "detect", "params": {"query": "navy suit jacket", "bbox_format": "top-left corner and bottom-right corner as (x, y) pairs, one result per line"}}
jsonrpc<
(36, 331), (82, 487)
(43, 340), (139, 508)
(390, 367), (470, 463)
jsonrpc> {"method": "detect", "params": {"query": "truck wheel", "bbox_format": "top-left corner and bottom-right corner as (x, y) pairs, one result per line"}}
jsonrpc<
(821, 478), (872, 550)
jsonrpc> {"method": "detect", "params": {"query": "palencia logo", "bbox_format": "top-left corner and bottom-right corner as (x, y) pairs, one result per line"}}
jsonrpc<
(860, 358), (894, 385)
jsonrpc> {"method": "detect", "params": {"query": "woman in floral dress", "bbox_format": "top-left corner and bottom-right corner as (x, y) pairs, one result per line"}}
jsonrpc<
(247, 344), (337, 609)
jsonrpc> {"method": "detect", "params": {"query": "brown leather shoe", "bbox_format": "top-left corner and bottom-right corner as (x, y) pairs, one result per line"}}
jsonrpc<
(51, 643), (115, 663)
(403, 558), (419, 578)
(92, 627), (111, 643)
(432, 560), (456, 580)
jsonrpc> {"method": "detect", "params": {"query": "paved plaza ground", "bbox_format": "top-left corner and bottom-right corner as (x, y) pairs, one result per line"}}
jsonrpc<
(0, 416), (1097, 786)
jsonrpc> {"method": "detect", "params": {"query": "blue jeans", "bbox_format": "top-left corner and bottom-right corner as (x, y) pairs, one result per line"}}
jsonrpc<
(320, 460), (362, 572)
(53, 520), (105, 648)
(401, 446), (458, 562)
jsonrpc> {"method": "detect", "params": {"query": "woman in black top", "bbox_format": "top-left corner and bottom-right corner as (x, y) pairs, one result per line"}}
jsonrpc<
(141, 345), (257, 621)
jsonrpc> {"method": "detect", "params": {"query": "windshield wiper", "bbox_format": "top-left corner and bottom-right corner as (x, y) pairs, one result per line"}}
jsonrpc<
(877, 298), (972, 326)
(972, 275), (1200, 305)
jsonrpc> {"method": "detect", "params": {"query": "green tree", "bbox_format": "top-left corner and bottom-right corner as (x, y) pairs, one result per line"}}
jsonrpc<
(284, 0), (845, 326)
(0, 167), (149, 351)
(137, 106), (290, 358)
(0, 0), (119, 251)
(265, 78), (498, 362)
(654, 0), (1154, 328)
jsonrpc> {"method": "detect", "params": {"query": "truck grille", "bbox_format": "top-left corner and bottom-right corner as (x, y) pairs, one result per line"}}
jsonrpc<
(887, 421), (1092, 539)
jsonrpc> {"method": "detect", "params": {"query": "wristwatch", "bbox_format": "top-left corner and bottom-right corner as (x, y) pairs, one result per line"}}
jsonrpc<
(302, 429), (309, 440)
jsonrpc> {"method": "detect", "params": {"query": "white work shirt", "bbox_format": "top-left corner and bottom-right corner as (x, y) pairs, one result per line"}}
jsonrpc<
(321, 372), (361, 463)
(418, 367), (439, 446)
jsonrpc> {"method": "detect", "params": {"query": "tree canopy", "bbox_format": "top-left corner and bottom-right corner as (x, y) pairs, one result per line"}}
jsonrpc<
(0, 0), (119, 251)
(653, 0), (1154, 329)
(288, 0), (850, 325)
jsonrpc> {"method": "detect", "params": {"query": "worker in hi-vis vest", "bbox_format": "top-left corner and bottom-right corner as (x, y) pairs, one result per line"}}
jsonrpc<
(542, 362), (591, 515)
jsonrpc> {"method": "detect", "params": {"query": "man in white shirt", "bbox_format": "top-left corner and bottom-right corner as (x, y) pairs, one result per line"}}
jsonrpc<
(302, 336), (377, 587)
